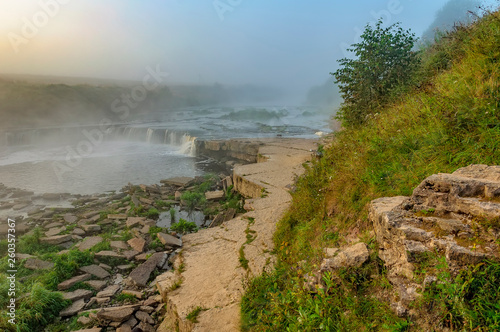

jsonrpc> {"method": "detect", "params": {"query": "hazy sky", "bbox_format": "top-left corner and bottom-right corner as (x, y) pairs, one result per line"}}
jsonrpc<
(0, 0), (495, 95)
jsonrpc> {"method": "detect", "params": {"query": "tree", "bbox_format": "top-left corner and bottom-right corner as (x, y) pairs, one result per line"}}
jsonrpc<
(332, 20), (419, 126)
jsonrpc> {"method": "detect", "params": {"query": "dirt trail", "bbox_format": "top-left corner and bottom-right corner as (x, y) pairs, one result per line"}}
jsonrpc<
(157, 138), (317, 332)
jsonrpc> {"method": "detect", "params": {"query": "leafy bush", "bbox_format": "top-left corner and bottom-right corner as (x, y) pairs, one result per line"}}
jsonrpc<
(170, 218), (198, 234)
(181, 191), (206, 213)
(332, 19), (419, 126)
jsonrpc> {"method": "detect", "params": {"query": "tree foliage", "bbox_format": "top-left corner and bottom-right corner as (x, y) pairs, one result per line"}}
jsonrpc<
(332, 20), (420, 126)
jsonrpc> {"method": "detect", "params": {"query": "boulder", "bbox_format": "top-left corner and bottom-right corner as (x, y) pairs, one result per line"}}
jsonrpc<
(320, 242), (369, 271)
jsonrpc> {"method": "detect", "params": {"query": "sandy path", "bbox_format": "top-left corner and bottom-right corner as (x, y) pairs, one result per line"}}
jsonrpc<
(157, 138), (317, 332)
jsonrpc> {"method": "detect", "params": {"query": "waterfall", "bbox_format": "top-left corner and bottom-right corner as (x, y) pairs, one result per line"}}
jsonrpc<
(179, 134), (197, 156)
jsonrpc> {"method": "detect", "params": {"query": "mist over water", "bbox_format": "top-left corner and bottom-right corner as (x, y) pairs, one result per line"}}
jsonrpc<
(0, 105), (330, 195)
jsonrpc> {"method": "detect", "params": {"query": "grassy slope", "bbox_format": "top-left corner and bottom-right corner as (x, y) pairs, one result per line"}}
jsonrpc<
(242, 10), (500, 332)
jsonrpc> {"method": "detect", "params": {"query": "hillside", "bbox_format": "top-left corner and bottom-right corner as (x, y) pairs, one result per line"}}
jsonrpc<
(242, 9), (500, 332)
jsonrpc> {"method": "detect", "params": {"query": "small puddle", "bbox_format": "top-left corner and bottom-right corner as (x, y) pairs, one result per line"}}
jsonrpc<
(157, 205), (206, 229)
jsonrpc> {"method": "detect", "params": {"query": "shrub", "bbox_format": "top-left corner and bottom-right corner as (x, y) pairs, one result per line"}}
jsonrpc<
(170, 219), (198, 234)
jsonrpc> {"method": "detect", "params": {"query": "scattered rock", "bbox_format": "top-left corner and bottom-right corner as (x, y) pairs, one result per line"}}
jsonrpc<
(58, 274), (92, 290)
(126, 217), (145, 228)
(23, 258), (54, 270)
(127, 237), (146, 252)
(108, 214), (128, 220)
(82, 224), (102, 232)
(135, 310), (154, 324)
(320, 243), (369, 271)
(205, 190), (224, 201)
(64, 214), (78, 223)
(78, 236), (103, 251)
(62, 289), (93, 302)
(97, 305), (137, 322)
(45, 226), (66, 237)
(128, 252), (166, 287)
(80, 264), (111, 279)
(157, 232), (182, 248)
(111, 241), (129, 250)
(60, 298), (86, 317)
(84, 280), (107, 291)
(97, 284), (120, 298)
(122, 289), (143, 299)
(41, 234), (72, 245)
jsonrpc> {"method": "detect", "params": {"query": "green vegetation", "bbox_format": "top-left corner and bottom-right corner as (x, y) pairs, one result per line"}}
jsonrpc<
(186, 306), (207, 323)
(170, 218), (198, 234)
(242, 10), (500, 331)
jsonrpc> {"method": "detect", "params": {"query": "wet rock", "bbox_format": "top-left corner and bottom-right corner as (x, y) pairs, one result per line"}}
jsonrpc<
(80, 264), (111, 279)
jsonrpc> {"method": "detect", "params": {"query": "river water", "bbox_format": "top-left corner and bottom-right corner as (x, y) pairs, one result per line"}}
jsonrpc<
(0, 105), (331, 195)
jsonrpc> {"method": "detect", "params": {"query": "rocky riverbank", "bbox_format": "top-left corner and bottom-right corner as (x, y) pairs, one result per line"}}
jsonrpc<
(0, 138), (319, 331)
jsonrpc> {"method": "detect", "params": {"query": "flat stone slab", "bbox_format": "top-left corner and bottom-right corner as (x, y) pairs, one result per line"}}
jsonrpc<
(122, 289), (143, 299)
(61, 289), (93, 302)
(78, 236), (103, 251)
(97, 284), (120, 298)
(58, 273), (92, 291)
(72, 328), (101, 332)
(123, 250), (139, 260)
(73, 228), (86, 236)
(108, 214), (128, 220)
(160, 177), (194, 187)
(127, 237), (146, 252)
(44, 222), (63, 229)
(82, 224), (101, 232)
(80, 264), (111, 279)
(16, 253), (34, 260)
(41, 234), (72, 245)
(60, 298), (86, 317)
(128, 252), (165, 287)
(97, 305), (135, 322)
(157, 232), (182, 247)
(126, 217), (145, 228)
(95, 251), (125, 259)
(64, 214), (78, 223)
(45, 226), (66, 237)
(205, 190), (224, 201)
(110, 241), (129, 250)
(24, 258), (54, 270)
(83, 280), (107, 291)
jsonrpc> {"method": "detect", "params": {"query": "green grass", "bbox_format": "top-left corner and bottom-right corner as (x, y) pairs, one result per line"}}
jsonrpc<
(186, 306), (207, 323)
(241, 9), (500, 332)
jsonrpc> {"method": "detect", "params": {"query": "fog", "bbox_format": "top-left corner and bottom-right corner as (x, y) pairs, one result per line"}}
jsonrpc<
(1, 0), (495, 101)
